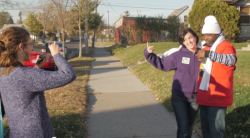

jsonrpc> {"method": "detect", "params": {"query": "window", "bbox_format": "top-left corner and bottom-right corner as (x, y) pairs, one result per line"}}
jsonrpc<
(240, 7), (250, 15)
(240, 7), (250, 24)
(184, 15), (188, 22)
(240, 16), (250, 23)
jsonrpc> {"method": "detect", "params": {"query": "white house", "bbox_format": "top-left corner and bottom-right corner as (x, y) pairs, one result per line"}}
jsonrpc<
(168, 5), (191, 24)
(0, 24), (27, 34)
(0, 24), (38, 40)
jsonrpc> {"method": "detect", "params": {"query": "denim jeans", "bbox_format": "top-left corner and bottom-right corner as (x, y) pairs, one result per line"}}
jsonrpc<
(171, 93), (199, 138)
(200, 105), (227, 138)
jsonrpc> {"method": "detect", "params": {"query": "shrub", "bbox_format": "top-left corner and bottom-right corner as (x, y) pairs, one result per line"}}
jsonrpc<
(188, 0), (240, 42)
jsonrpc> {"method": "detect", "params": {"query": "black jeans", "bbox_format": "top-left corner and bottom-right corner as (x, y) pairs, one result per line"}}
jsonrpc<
(171, 93), (199, 138)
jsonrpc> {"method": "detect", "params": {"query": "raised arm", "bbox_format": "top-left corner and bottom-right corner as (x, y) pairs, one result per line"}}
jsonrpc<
(144, 42), (176, 71)
(21, 53), (76, 92)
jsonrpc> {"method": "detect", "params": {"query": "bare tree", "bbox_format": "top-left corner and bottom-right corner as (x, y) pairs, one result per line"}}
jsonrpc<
(84, 0), (89, 54)
(92, 0), (99, 48)
(37, 0), (54, 43)
(71, 0), (84, 57)
(51, 0), (73, 58)
(0, 0), (19, 9)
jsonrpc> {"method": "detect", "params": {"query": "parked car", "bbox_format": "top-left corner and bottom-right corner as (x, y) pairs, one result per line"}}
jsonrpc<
(43, 41), (67, 55)
(23, 51), (57, 71)
(66, 39), (71, 42)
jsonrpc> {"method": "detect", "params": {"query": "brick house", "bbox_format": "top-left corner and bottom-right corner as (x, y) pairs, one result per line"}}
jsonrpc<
(114, 16), (168, 44)
(114, 16), (147, 43)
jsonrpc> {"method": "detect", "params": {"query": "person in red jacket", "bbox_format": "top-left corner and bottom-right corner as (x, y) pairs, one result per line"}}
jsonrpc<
(195, 15), (237, 138)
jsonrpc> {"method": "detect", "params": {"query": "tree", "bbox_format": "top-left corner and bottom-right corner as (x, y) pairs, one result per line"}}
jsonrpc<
(0, 11), (12, 28)
(124, 11), (130, 17)
(89, 13), (102, 34)
(166, 15), (180, 42)
(51, 0), (74, 57)
(23, 12), (43, 41)
(18, 11), (22, 23)
(71, 0), (102, 52)
(0, 0), (18, 9)
(6, 16), (14, 24)
(188, 0), (240, 42)
(37, 0), (54, 42)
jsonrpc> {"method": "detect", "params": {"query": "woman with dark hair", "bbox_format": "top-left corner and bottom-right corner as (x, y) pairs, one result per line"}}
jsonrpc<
(0, 27), (76, 138)
(144, 28), (201, 138)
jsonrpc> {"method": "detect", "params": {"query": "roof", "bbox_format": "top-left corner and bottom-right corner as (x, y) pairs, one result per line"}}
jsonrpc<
(193, 0), (239, 4)
(0, 24), (27, 33)
(168, 5), (190, 17)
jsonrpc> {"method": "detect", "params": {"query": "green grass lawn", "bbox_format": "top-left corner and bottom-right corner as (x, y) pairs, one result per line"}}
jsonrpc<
(108, 42), (249, 66)
(108, 42), (180, 66)
(232, 43), (250, 49)
(111, 42), (250, 138)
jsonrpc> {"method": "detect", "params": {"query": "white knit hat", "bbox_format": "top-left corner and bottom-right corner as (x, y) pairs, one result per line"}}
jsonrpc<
(202, 15), (221, 34)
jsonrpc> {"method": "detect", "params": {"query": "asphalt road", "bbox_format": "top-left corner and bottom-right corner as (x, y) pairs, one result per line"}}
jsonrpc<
(65, 41), (85, 59)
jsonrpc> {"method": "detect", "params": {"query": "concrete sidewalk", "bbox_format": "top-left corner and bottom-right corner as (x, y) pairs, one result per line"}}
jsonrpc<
(87, 46), (201, 138)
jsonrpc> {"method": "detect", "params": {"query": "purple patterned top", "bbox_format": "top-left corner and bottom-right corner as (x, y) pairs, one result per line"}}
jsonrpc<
(0, 53), (76, 138)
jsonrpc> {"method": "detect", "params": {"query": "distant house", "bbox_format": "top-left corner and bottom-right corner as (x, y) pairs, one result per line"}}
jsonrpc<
(114, 16), (137, 43)
(168, 5), (191, 24)
(0, 24), (39, 40)
(194, 0), (250, 40)
(101, 28), (114, 38)
(0, 24), (27, 34)
(114, 16), (168, 43)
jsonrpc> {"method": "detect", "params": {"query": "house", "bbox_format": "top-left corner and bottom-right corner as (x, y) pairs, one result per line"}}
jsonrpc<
(168, 5), (192, 24)
(0, 24), (39, 40)
(194, 0), (250, 40)
(0, 24), (27, 34)
(229, 0), (250, 40)
(114, 16), (136, 43)
(101, 28), (114, 38)
(114, 16), (168, 44)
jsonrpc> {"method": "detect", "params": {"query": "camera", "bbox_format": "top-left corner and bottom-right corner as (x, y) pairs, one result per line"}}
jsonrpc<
(36, 53), (46, 64)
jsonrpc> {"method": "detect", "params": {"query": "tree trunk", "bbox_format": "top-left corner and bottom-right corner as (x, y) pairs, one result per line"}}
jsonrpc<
(79, 8), (82, 57)
(85, 0), (89, 54)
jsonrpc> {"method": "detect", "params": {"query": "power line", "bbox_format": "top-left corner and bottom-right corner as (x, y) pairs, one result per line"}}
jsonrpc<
(100, 4), (178, 10)
(105, 0), (120, 16)
(104, 2), (189, 8)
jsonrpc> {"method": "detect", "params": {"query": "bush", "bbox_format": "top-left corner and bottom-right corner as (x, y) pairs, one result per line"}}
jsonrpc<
(188, 0), (240, 42)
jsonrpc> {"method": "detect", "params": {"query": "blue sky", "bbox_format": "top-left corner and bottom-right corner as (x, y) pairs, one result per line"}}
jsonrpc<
(4, 0), (194, 25)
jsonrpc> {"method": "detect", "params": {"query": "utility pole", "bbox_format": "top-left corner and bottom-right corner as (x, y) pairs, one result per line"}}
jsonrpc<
(92, 0), (98, 48)
(107, 11), (109, 42)
(85, 0), (89, 54)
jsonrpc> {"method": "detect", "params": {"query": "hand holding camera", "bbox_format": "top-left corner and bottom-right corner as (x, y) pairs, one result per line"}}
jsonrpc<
(35, 53), (51, 69)
(49, 41), (60, 56)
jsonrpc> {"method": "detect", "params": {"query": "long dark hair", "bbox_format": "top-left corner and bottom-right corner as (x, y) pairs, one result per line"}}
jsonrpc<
(178, 28), (199, 48)
(0, 27), (30, 67)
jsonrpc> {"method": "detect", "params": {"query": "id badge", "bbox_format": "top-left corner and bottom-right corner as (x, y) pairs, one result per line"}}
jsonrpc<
(182, 57), (190, 64)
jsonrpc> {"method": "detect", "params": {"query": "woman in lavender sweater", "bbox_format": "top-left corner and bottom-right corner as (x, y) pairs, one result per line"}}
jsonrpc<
(144, 28), (201, 138)
(0, 27), (76, 138)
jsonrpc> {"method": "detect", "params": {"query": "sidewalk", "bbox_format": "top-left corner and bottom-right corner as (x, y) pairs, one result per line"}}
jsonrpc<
(87, 45), (201, 138)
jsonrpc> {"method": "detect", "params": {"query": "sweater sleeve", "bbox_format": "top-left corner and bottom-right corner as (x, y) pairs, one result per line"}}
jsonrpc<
(20, 53), (76, 92)
(205, 46), (237, 66)
(144, 48), (176, 71)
